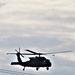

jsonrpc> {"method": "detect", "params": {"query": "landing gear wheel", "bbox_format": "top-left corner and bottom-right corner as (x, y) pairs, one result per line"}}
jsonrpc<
(36, 67), (39, 71)
(23, 67), (25, 71)
(46, 67), (49, 70)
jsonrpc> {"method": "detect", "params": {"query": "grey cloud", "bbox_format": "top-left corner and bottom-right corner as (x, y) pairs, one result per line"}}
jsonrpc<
(0, 36), (62, 49)
(0, 3), (6, 7)
(8, 9), (75, 23)
(0, 35), (75, 52)
(52, 56), (75, 67)
(1, 2), (75, 24)
(0, 0), (75, 75)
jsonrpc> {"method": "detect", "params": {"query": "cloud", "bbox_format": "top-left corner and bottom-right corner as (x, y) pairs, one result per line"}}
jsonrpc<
(0, 0), (75, 75)
(0, 3), (6, 7)
(0, 0), (75, 25)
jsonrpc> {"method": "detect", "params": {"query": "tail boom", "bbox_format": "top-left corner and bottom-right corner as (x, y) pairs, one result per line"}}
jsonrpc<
(11, 62), (20, 65)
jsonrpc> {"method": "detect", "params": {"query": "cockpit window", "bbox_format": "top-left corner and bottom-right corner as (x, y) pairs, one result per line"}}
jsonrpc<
(44, 60), (46, 62)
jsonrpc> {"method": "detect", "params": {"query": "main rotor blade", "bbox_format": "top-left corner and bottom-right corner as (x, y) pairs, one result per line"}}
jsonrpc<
(25, 49), (38, 54)
(7, 53), (17, 55)
(21, 53), (36, 55)
(7, 53), (36, 55)
(43, 50), (73, 55)
(7, 50), (72, 55)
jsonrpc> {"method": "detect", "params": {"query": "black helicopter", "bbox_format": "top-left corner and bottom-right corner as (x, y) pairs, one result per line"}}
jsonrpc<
(7, 48), (72, 71)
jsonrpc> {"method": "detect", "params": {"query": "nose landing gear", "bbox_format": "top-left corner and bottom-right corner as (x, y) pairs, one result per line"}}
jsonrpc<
(23, 67), (25, 71)
(46, 67), (49, 70)
(36, 67), (39, 71)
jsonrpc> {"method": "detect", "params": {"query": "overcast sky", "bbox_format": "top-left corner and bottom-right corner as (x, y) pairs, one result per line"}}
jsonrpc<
(0, 0), (75, 75)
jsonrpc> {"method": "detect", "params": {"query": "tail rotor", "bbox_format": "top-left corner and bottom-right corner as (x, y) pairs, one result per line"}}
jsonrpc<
(7, 47), (24, 58)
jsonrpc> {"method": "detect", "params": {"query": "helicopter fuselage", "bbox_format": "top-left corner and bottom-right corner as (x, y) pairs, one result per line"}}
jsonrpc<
(11, 54), (52, 71)
(21, 57), (52, 67)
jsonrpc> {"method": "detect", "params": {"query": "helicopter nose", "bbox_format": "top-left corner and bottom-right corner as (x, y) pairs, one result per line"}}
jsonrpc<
(49, 61), (52, 66)
(46, 60), (52, 67)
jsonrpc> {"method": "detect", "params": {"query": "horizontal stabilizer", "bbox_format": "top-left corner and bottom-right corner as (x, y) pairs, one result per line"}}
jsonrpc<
(11, 62), (20, 65)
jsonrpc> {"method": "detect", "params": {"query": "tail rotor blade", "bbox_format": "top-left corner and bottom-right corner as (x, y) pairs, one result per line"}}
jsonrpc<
(15, 49), (18, 53)
(20, 54), (24, 58)
(19, 47), (20, 52)
(19, 47), (24, 58)
(7, 47), (24, 58)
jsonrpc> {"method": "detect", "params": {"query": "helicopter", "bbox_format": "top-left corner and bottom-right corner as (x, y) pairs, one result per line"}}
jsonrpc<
(7, 47), (72, 71)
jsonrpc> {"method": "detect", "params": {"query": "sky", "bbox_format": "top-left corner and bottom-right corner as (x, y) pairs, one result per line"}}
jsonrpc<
(0, 0), (75, 75)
